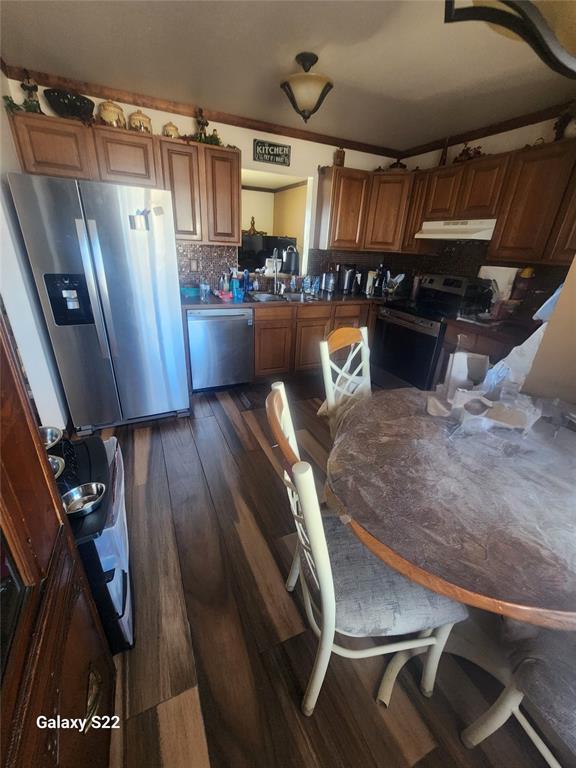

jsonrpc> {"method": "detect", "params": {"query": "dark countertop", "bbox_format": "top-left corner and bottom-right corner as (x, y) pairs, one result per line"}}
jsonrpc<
(181, 291), (384, 310)
(445, 316), (538, 344)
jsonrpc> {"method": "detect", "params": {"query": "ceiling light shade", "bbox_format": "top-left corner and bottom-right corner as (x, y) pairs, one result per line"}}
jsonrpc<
(444, 0), (576, 79)
(281, 52), (333, 122)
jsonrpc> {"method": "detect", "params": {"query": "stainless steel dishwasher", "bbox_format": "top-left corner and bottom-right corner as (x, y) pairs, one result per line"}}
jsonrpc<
(187, 308), (254, 390)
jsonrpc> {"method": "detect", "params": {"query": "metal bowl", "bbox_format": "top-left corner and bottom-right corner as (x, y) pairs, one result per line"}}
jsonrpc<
(48, 455), (65, 480)
(39, 426), (63, 450)
(62, 482), (106, 518)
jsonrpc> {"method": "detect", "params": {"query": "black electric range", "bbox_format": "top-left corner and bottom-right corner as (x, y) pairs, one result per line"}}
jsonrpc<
(372, 274), (493, 389)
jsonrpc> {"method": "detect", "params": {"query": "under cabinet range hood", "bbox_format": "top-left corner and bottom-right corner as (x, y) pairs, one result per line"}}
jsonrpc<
(415, 219), (497, 241)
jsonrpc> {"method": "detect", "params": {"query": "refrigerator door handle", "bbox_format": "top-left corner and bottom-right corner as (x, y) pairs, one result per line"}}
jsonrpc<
(86, 219), (120, 358)
(74, 218), (113, 361)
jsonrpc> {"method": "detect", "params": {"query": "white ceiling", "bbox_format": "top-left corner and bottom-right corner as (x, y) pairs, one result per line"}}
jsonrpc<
(1, 1), (575, 150)
(241, 169), (306, 189)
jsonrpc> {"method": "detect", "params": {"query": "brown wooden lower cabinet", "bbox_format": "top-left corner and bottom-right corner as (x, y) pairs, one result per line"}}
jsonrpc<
(254, 306), (295, 376)
(254, 301), (370, 376)
(294, 319), (330, 371)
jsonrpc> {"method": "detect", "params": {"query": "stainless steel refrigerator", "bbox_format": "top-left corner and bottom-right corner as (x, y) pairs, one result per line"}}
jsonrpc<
(8, 173), (189, 431)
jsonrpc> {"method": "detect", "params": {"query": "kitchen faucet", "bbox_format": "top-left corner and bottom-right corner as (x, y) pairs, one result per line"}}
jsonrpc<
(273, 247), (279, 295)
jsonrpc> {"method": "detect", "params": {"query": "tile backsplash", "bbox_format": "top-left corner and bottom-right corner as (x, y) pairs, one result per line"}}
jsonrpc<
(176, 241), (238, 288)
(307, 243), (568, 316)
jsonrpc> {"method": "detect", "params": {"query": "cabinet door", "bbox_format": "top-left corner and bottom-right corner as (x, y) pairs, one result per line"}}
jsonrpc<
(544, 167), (576, 265)
(12, 538), (114, 768)
(161, 140), (203, 240)
(294, 319), (330, 371)
(328, 167), (370, 249)
(402, 172), (430, 253)
(363, 173), (413, 251)
(489, 141), (576, 262)
(423, 166), (463, 220)
(254, 321), (293, 376)
(10, 113), (98, 180)
(203, 147), (241, 244)
(93, 126), (159, 187)
(332, 304), (368, 331)
(456, 155), (509, 219)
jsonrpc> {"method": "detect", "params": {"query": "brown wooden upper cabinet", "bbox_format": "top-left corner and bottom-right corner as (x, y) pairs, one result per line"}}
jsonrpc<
(488, 140), (576, 262)
(203, 146), (241, 244)
(161, 139), (203, 240)
(456, 154), (509, 219)
(544, 165), (576, 264)
(328, 167), (371, 249)
(10, 113), (99, 180)
(93, 125), (160, 187)
(423, 165), (463, 220)
(402, 172), (431, 253)
(363, 172), (413, 251)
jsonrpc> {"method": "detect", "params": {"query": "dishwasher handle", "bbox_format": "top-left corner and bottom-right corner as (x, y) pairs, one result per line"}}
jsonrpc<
(187, 309), (253, 326)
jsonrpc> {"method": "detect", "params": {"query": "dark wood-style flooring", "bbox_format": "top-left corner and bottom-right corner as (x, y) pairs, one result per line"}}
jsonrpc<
(105, 372), (546, 768)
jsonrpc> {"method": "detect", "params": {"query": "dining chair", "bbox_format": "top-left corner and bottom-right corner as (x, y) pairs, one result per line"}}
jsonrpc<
(266, 382), (469, 716)
(462, 628), (575, 768)
(318, 326), (371, 436)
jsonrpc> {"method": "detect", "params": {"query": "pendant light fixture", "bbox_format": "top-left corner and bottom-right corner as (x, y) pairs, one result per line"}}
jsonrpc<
(280, 52), (333, 122)
(444, 0), (576, 79)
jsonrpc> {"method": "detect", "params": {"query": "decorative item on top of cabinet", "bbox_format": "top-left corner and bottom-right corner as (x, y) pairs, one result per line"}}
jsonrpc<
(452, 142), (484, 163)
(160, 138), (202, 240)
(128, 109), (152, 133)
(544, 165), (576, 264)
(334, 147), (345, 166)
(242, 216), (267, 236)
(402, 172), (432, 253)
(554, 102), (576, 141)
(162, 120), (180, 138)
(93, 124), (160, 187)
(203, 145), (241, 244)
(363, 172), (413, 251)
(455, 154), (509, 219)
(44, 89), (95, 124)
(97, 100), (126, 128)
(488, 139), (576, 263)
(328, 166), (371, 250)
(9, 112), (99, 180)
(423, 164), (463, 220)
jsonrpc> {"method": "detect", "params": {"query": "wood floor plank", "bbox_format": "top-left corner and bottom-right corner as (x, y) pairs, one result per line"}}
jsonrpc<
(234, 449), (294, 540)
(264, 630), (409, 768)
(241, 408), (284, 480)
(159, 418), (279, 768)
(109, 654), (126, 768)
(120, 424), (196, 718)
(296, 429), (329, 474)
(126, 687), (210, 768)
(190, 392), (214, 419)
(190, 417), (305, 651)
(215, 391), (259, 451)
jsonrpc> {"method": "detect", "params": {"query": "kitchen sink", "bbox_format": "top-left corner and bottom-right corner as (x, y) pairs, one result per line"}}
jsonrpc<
(249, 293), (286, 302)
(249, 292), (318, 303)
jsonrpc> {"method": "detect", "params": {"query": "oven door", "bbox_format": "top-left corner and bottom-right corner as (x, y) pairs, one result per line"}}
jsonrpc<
(373, 309), (444, 390)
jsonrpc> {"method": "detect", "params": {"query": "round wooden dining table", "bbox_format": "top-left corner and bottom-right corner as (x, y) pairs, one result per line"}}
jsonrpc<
(326, 388), (576, 631)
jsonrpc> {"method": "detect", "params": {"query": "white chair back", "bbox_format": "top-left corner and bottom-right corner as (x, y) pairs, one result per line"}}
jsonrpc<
(266, 384), (334, 603)
(319, 326), (371, 415)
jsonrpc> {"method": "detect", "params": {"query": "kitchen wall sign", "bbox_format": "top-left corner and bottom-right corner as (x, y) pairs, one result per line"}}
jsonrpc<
(253, 139), (291, 166)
